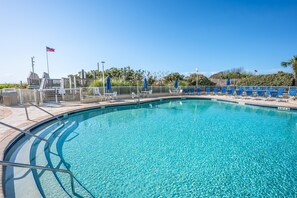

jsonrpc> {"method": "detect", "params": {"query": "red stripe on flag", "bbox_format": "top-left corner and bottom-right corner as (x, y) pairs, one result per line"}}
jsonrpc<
(46, 47), (55, 52)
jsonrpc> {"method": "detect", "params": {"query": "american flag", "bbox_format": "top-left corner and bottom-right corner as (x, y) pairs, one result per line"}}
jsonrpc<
(46, 46), (55, 52)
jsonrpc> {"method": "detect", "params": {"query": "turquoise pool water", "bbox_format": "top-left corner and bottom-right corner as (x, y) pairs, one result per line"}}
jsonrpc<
(15, 100), (297, 197)
(47, 100), (297, 196)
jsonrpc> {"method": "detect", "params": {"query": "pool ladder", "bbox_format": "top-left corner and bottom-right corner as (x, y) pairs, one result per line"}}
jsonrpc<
(0, 121), (50, 147)
(25, 102), (65, 126)
(0, 122), (76, 196)
(0, 161), (76, 196)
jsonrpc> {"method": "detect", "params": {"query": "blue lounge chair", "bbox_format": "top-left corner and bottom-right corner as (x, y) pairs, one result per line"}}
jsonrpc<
(221, 87), (227, 95)
(276, 88), (286, 102)
(245, 89), (254, 98)
(275, 88), (296, 102)
(270, 90), (278, 98)
(265, 89), (277, 101)
(265, 89), (271, 97)
(256, 90), (265, 97)
(183, 88), (189, 94)
(227, 87), (234, 95)
(189, 88), (194, 94)
(277, 88), (284, 97)
(206, 87), (211, 95)
(196, 88), (201, 95)
(289, 89), (297, 98)
(235, 88), (244, 98)
(214, 87), (219, 95)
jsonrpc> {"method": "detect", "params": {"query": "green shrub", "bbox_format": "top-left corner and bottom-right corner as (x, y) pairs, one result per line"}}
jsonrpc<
(186, 74), (215, 86)
(0, 83), (28, 89)
(237, 72), (294, 86)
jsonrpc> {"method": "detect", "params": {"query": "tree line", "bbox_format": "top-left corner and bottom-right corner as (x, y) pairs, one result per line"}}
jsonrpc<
(73, 67), (216, 87)
(71, 54), (297, 87)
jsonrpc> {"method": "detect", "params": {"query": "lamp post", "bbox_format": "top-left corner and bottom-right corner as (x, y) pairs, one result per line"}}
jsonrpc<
(196, 67), (199, 87)
(31, 56), (35, 73)
(97, 62), (100, 80)
(101, 61), (105, 94)
(236, 72), (240, 86)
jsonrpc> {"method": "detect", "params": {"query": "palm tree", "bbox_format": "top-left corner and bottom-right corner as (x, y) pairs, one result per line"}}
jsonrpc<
(281, 55), (297, 85)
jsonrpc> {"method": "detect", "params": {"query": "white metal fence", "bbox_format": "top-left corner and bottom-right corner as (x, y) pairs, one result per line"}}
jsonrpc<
(12, 86), (173, 105)
(1, 85), (296, 105)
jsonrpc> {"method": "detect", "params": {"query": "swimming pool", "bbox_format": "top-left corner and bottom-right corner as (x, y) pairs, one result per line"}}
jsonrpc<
(4, 99), (297, 197)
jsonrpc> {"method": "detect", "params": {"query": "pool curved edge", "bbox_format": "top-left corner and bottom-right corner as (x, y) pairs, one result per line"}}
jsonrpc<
(1, 95), (297, 197)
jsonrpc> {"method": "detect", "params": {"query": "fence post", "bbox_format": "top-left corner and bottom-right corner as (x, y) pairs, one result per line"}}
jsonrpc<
(18, 89), (23, 105)
(79, 88), (82, 101)
(74, 76), (77, 94)
(160, 84), (161, 94)
(39, 90), (43, 105)
(34, 89), (38, 105)
(24, 105), (29, 120)
(69, 76), (72, 94)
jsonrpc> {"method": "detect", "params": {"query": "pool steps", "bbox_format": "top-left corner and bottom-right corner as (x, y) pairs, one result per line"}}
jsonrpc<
(4, 119), (93, 197)
(34, 119), (93, 197)
(4, 123), (58, 197)
(5, 122), (68, 197)
(31, 121), (71, 197)
(4, 137), (41, 198)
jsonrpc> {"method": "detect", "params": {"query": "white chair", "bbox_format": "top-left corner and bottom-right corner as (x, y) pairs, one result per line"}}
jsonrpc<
(58, 88), (65, 95)
(169, 89), (173, 95)
(112, 91), (117, 98)
(131, 92), (136, 99)
(93, 87), (100, 95)
(149, 90), (153, 95)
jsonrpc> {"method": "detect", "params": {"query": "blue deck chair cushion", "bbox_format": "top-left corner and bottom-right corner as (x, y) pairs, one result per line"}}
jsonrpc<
(256, 90), (265, 97)
(269, 90), (278, 97)
(196, 88), (201, 94)
(289, 89), (297, 97)
(246, 90), (253, 96)
(236, 89), (243, 96)
(214, 87), (219, 94)
(227, 88), (234, 95)
(277, 88), (284, 97)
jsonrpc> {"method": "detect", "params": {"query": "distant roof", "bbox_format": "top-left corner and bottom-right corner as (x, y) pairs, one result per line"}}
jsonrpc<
(27, 72), (40, 79)
(42, 72), (50, 79)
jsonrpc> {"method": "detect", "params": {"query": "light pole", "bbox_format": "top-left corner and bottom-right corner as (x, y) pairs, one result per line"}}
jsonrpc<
(236, 72), (240, 86)
(97, 62), (100, 80)
(196, 67), (199, 87)
(101, 61), (105, 94)
(31, 56), (35, 73)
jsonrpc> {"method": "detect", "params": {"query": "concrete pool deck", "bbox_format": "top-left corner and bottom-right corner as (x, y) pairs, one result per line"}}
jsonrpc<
(1, 95), (297, 197)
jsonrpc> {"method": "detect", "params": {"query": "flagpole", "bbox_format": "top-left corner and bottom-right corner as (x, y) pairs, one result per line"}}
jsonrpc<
(46, 48), (49, 76)
(101, 61), (105, 95)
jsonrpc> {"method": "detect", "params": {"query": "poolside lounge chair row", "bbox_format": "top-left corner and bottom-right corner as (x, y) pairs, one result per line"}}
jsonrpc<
(182, 87), (228, 95)
(181, 87), (297, 100)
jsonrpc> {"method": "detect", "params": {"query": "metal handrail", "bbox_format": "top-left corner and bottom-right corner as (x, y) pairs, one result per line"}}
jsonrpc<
(0, 160), (75, 195)
(0, 121), (50, 146)
(28, 102), (65, 125)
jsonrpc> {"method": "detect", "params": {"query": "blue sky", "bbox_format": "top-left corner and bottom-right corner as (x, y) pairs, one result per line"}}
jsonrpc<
(0, 0), (296, 83)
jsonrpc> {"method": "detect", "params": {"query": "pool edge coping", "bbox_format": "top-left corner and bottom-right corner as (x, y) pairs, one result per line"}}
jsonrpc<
(1, 95), (297, 197)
